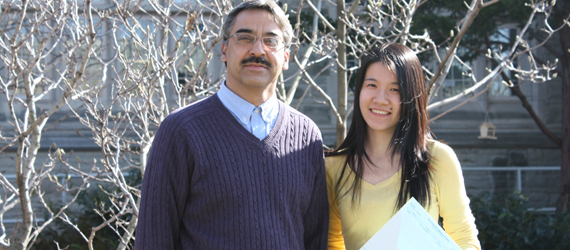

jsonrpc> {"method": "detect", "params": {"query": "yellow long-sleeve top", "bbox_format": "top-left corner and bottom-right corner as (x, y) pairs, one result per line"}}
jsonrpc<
(326, 141), (481, 250)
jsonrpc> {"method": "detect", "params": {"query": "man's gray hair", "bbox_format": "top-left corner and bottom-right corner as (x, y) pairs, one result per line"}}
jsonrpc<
(222, 0), (293, 49)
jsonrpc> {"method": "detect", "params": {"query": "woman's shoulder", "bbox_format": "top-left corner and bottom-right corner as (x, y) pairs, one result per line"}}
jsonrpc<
(325, 154), (347, 166)
(325, 154), (348, 174)
(427, 140), (456, 159)
(427, 140), (461, 174)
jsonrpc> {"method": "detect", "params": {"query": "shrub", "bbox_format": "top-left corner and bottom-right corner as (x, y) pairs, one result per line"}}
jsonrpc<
(32, 170), (142, 250)
(31, 187), (120, 250)
(471, 191), (570, 250)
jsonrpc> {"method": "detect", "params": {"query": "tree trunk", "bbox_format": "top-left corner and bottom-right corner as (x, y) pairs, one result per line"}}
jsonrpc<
(509, 86), (561, 146)
(336, 0), (347, 146)
(556, 14), (570, 213)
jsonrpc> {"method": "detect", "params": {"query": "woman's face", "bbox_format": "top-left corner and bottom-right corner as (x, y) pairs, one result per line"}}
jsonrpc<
(359, 62), (401, 136)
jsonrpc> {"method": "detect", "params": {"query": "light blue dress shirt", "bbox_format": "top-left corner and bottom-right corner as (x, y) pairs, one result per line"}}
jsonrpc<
(217, 82), (280, 140)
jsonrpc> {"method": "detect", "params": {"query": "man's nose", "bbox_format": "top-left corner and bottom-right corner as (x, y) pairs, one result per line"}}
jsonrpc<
(249, 38), (267, 57)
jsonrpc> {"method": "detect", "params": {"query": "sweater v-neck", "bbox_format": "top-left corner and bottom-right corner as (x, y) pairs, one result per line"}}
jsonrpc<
(211, 94), (286, 150)
(360, 168), (402, 190)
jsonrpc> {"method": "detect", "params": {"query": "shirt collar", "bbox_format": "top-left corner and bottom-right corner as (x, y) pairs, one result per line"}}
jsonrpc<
(218, 81), (279, 123)
(258, 91), (279, 123)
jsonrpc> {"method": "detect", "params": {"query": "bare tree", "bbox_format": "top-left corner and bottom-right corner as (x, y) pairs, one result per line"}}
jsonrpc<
(0, 0), (100, 249)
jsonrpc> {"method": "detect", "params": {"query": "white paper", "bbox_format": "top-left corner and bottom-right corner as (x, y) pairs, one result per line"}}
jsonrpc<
(360, 197), (461, 250)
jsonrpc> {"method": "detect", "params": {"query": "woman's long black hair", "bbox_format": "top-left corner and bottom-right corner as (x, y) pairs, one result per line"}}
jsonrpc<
(327, 43), (433, 210)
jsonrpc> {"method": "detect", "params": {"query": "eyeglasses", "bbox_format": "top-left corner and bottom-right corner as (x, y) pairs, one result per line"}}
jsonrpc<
(229, 33), (284, 49)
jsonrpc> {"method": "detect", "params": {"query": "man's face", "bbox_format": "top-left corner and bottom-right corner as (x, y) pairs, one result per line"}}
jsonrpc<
(221, 9), (289, 101)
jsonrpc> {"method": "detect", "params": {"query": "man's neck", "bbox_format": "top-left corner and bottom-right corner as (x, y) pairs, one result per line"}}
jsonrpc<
(224, 81), (277, 107)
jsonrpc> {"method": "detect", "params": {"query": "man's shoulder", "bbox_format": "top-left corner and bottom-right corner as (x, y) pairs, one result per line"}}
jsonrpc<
(161, 95), (221, 128)
(280, 102), (318, 127)
(169, 95), (219, 118)
(279, 102), (323, 144)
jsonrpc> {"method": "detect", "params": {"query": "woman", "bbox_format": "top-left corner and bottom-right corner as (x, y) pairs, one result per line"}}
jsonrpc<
(326, 43), (480, 250)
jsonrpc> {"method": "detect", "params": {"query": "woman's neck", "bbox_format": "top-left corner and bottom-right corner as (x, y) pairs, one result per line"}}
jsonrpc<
(365, 129), (393, 159)
(360, 129), (401, 185)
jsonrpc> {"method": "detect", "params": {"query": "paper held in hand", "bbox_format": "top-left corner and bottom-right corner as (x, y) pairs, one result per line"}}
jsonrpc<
(359, 197), (461, 250)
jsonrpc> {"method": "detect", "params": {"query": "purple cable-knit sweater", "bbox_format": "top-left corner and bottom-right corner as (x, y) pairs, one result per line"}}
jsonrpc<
(135, 94), (328, 250)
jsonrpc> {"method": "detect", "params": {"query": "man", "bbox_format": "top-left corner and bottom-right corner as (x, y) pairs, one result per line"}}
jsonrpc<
(134, 0), (328, 249)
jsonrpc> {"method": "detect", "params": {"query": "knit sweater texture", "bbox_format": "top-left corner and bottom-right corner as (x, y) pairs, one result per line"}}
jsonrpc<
(135, 94), (329, 250)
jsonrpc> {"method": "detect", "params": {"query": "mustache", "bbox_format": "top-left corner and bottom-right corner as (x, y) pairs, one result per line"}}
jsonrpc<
(241, 56), (272, 68)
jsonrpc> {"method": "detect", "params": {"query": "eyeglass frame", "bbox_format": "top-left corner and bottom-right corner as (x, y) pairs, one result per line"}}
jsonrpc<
(227, 33), (286, 50)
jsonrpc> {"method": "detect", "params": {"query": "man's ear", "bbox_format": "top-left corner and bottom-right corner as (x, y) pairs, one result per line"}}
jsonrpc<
(282, 49), (289, 70)
(221, 42), (228, 63)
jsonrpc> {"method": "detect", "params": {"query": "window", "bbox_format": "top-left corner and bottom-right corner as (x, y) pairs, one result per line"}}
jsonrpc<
(174, 0), (196, 4)
(114, 19), (157, 92)
(441, 63), (474, 98)
(302, 105), (331, 124)
(174, 23), (206, 94)
(1, 17), (47, 97)
(62, 17), (104, 93)
(489, 28), (518, 97)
